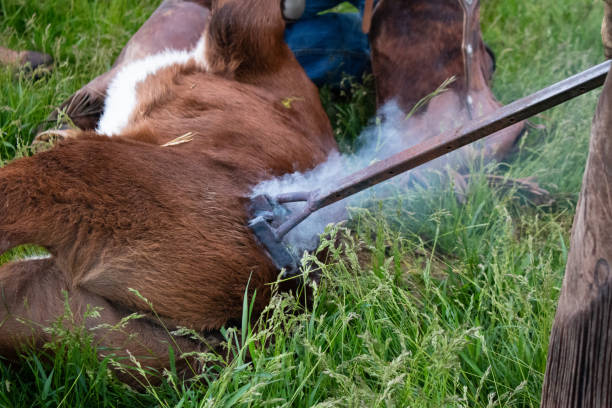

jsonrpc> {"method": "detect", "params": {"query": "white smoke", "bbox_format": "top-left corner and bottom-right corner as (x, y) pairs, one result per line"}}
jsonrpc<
(251, 100), (473, 255)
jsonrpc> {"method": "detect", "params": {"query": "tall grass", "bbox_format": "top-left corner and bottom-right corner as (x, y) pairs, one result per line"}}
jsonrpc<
(0, 0), (157, 160)
(0, 0), (605, 406)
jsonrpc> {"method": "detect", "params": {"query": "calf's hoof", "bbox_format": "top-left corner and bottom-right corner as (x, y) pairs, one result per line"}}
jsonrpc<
(20, 50), (53, 71)
(0, 46), (53, 72)
(31, 128), (80, 153)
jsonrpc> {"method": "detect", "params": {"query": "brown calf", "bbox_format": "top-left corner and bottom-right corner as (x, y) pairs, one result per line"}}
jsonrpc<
(369, 0), (524, 163)
(0, 0), (335, 380)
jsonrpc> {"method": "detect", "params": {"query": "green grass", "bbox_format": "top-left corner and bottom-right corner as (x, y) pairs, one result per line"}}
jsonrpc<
(0, 0), (605, 406)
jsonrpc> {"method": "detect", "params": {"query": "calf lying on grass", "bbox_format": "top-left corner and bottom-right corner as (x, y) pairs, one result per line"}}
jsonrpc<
(1, 0), (525, 385)
(0, 0), (335, 381)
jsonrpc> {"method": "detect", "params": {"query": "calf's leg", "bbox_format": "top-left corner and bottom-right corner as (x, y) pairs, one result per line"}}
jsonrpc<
(44, 0), (210, 131)
(0, 258), (218, 384)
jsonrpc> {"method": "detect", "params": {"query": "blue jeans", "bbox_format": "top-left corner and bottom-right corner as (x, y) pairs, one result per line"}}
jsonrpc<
(285, 0), (370, 87)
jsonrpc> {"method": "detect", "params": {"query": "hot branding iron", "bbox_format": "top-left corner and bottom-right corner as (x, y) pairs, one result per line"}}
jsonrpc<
(249, 60), (611, 277)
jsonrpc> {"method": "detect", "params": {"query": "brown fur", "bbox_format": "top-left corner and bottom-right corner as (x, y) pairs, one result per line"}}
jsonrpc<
(370, 0), (471, 110)
(369, 0), (523, 161)
(0, 258), (214, 382)
(0, 0), (335, 379)
(45, 0), (211, 130)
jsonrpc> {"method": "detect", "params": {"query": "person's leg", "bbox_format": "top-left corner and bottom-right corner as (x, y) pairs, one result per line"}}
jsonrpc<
(299, 0), (346, 18)
(349, 0), (367, 14)
(285, 8), (370, 87)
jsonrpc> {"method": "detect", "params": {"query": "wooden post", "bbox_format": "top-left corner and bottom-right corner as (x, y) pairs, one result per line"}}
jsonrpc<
(541, 5), (612, 404)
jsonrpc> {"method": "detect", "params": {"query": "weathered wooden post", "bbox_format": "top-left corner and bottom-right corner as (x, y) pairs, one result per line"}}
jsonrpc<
(541, 2), (612, 406)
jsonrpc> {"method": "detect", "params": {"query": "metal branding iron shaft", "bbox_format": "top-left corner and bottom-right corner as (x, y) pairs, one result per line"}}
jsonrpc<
(249, 60), (611, 276)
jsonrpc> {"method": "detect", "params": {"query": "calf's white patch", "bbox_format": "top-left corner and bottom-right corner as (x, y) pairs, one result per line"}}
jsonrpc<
(97, 36), (208, 136)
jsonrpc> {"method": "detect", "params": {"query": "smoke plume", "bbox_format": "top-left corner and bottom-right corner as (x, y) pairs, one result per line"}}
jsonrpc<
(251, 99), (475, 256)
